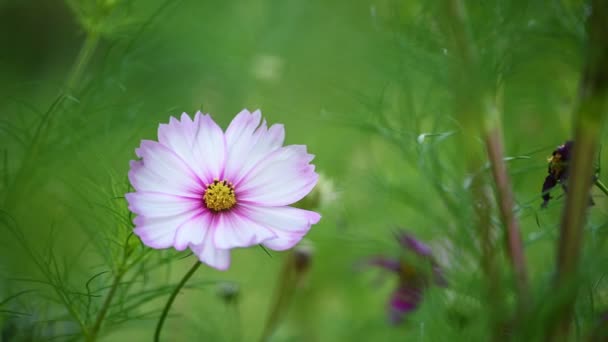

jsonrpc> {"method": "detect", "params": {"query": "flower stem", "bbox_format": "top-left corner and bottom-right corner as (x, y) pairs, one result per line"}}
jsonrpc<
(3, 29), (99, 208)
(65, 31), (99, 92)
(485, 124), (530, 310)
(87, 270), (125, 342)
(259, 252), (297, 342)
(154, 260), (201, 342)
(594, 179), (608, 197)
(550, 0), (608, 339)
(442, 0), (512, 338)
(87, 226), (137, 341)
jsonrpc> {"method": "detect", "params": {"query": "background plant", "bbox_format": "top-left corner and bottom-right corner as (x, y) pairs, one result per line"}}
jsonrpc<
(1, 0), (607, 341)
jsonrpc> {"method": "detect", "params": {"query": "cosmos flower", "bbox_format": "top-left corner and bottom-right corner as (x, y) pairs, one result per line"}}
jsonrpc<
(366, 232), (446, 324)
(126, 110), (321, 270)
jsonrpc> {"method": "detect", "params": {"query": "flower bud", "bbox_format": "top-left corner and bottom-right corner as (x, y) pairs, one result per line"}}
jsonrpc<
(293, 242), (314, 274)
(216, 282), (239, 305)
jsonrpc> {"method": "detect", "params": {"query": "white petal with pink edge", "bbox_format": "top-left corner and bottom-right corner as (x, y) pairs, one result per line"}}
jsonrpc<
(129, 141), (204, 197)
(174, 210), (212, 250)
(157, 111), (226, 183)
(190, 224), (231, 271)
(238, 204), (321, 251)
(236, 145), (318, 206)
(212, 210), (278, 249)
(133, 213), (194, 249)
(125, 192), (201, 218)
(223, 110), (285, 184)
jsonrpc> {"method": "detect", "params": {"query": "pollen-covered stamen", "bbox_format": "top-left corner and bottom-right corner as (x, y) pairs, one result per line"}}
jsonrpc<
(203, 179), (236, 212)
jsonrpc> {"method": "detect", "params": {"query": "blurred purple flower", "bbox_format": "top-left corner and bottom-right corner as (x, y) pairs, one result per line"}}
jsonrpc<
(365, 232), (446, 324)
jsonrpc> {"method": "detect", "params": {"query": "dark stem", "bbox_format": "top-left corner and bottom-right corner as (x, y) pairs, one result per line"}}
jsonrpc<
(443, 0), (505, 338)
(550, 0), (608, 339)
(485, 130), (530, 309)
(154, 260), (201, 342)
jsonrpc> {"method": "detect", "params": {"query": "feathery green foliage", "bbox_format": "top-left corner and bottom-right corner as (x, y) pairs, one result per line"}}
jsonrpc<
(1, 0), (608, 341)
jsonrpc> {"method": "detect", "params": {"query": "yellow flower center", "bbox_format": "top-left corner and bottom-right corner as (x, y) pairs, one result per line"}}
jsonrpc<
(203, 179), (236, 212)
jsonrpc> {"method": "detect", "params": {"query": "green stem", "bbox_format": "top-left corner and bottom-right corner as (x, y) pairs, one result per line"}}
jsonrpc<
(86, 227), (140, 341)
(551, 0), (608, 339)
(259, 253), (297, 342)
(442, 0), (506, 339)
(86, 227), (134, 341)
(3, 30), (99, 207)
(87, 270), (125, 342)
(594, 179), (608, 197)
(65, 31), (99, 92)
(154, 260), (201, 342)
(56, 285), (90, 340)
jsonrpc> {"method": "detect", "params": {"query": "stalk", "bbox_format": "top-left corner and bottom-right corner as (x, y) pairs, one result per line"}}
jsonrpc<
(64, 31), (99, 92)
(259, 252), (297, 342)
(444, 0), (499, 321)
(87, 270), (125, 342)
(485, 117), (530, 309)
(594, 179), (608, 197)
(154, 260), (202, 342)
(550, 0), (608, 339)
(3, 30), (99, 207)
(87, 224), (137, 341)
(442, 0), (529, 336)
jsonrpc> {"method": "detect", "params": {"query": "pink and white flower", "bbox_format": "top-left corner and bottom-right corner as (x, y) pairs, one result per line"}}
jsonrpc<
(126, 110), (321, 270)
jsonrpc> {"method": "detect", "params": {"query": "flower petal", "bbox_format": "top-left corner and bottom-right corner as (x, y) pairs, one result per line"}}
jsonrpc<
(189, 222), (231, 270)
(213, 210), (277, 249)
(126, 192), (201, 218)
(129, 140), (204, 197)
(236, 145), (318, 206)
(238, 205), (321, 251)
(367, 257), (401, 273)
(389, 286), (421, 324)
(133, 213), (192, 249)
(157, 112), (226, 183)
(224, 109), (262, 147)
(397, 233), (433, 257)
(224, 109), (285, 184)
(174, 210), (212, 250)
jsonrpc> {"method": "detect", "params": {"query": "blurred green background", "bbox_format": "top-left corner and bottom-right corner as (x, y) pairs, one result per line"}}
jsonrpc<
(1, 0), (607, 341)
